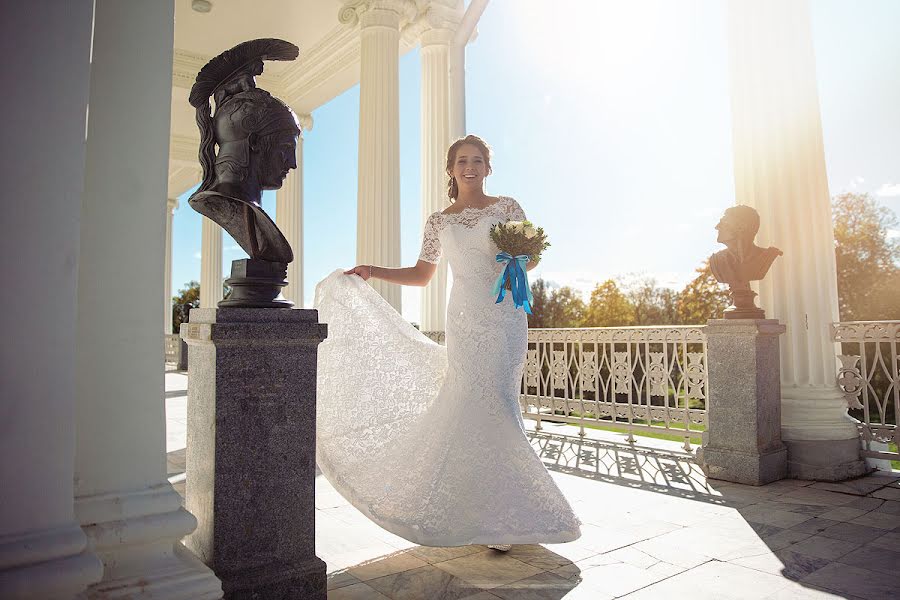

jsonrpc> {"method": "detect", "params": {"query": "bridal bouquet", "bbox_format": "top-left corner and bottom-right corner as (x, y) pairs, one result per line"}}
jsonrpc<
(489, 220), (550, 314)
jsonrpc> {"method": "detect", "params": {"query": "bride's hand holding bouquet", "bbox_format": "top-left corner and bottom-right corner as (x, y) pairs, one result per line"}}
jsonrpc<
(489, 220), (550, 314)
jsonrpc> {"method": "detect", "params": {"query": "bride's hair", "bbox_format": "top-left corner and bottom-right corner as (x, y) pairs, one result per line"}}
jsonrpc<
(445, 135), (493, 200)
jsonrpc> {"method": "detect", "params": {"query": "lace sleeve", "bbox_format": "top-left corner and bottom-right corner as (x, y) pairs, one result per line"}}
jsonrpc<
(504, 197), (527, 221)
(418, 213), (442, 264)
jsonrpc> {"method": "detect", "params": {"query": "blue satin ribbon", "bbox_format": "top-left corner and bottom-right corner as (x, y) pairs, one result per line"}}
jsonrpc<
(493, 252), (533, 314)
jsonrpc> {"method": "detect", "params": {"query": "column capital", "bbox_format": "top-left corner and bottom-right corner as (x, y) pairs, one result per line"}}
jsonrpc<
(167, 196), (179, 212)
(339, 0), (417, 29)
(405, 3), (462, 47)
(298, 112), (314, 133)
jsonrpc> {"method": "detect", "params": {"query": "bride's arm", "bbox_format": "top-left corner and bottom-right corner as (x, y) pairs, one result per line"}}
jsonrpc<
(344, 260), (437, 287)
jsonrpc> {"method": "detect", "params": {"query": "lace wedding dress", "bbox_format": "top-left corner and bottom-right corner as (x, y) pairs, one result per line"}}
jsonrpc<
(314, 196), (581, 546)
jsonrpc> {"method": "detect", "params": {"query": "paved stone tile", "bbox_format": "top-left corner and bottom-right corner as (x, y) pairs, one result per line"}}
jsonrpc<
(620, 560), (795, 599)
(327, 582), (390, 600)
(434, 550), (544, 589)
(875, 500), (900, 515)
(365, 564), (488, 600)
(630, 534), (715, 569)
(836, 543), (900, 576)
(408, 545), (485, 564)
(850, 510), (900, 531)
(785, 535), (861, 561)
(503, 544), (575, 571)
(348, 552), (428, 582)
(801, 561), (899, 600)
(460, 593), (502, 600)
(818, 521), (888, 545)
(848, 497), (886, 511)
(741, 505), (814, 528)
(779, 488), (858, 507)
(328, 570), (360, 591)
(569, 557), (684, 598)
(747, 522), (786, 537)
(761, 528), (814, 551)
(731, 548), (831, 581)
(489, 571), (579, 600)
(763, 582), (867, 599)
(817, 506), (870, 522)
(811, 478), (891, 496)
(872, 487), (900, 501)
(868, 531), (900, 553)
(630, 522), (768, 562)
(790, 517), (840, 535)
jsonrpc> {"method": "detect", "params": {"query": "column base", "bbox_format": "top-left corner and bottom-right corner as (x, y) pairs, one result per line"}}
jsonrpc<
(785, 438), (870, 481)
(697, 445), (787, 486)
(76, 483), (222, 599)
(0, 524), (102, 599)
(781, 387), (867, 481)
(220, 557), (326, 600)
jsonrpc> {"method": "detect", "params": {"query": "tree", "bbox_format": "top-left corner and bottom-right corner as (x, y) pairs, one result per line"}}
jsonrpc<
(627, 277), (678, 326)
(833, 192), (900, 320)
(582, 280), (635, 327)
(528, 279), (585, 328)
(171, 280), (200, 334)
(675, 261), (730, 324)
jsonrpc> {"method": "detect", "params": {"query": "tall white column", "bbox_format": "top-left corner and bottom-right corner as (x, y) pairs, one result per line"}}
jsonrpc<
(0, 2), (103, 596)
(419, 25), (455, 331)
(341, 0), (416, 312)
(276, 114), (312, 307)
(727, 0), (865, 480)
(165, 197), (178, 332)
(200, 217), (223, 308)
(74, 1), (221, 597)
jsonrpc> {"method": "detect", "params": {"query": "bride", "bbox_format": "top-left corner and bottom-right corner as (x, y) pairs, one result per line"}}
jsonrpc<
(314, 135), (581, 548)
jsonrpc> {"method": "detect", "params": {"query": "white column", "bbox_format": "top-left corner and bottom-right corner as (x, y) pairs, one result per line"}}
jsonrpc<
(341, 0), (416, 312)
(420, 26), (454, 331)
(164, 197), (178, 332)
(276, 114), (312, 307)
(200, 217), (223, 308)
(727, 0), (865, 479)
(0, 2), (103, 596)
(74, 1), (221, 597)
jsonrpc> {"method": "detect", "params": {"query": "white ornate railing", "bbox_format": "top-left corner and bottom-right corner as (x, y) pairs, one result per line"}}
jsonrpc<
(833, 321), (900, 463)
(520, 326), (708, 451)
(165, 333), (181, 364)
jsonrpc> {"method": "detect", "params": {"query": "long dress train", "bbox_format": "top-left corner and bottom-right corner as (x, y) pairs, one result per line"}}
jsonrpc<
(314, 195), (581, 546)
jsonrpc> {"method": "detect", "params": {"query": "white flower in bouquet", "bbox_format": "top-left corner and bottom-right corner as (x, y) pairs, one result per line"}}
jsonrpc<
(489, 219), (550, 264)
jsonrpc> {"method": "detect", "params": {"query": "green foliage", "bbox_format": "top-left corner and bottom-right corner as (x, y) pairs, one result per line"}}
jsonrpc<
(582, 280), (635, 327)
(675, 261), (731, 325)
(527, 280), (585, 328)
(171, 280), (200, 334)
(489, 220), (550, 261)
(833, 192), (900, 320)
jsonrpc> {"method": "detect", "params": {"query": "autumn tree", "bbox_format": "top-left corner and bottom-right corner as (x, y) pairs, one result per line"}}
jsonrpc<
(582, 280), (635, 327)
(833, 192), (900, 320)
(171, 280), (200, 334)
(675, 261), (731, 324)
(528, 279), (585, 328)
(627, 277), (678, 326)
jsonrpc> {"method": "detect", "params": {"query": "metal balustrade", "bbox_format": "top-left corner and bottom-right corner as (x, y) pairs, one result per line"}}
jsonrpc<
(520, 326), (708, 451)
(833, 321), (900, 463)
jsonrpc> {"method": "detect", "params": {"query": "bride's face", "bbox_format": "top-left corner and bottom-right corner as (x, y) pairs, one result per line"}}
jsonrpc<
(451, 144), (487, 192)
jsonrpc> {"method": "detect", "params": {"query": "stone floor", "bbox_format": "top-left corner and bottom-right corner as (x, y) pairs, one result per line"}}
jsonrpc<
(165, 369), (900, 599)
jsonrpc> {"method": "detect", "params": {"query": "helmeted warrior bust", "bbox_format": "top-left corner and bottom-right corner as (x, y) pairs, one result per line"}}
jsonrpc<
(709, 204), (782, 318)
(188, 39), (300, 264)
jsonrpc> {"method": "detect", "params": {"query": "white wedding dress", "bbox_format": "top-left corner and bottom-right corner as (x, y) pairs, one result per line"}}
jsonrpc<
(314, 195), (581, 546)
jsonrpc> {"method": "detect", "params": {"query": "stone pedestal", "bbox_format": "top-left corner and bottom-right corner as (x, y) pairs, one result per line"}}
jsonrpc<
(697, 319), (788, 485)
(181, 308), (328, 599)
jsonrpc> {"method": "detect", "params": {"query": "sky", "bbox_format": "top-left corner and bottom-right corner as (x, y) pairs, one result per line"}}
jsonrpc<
(171, 0), (900, 325)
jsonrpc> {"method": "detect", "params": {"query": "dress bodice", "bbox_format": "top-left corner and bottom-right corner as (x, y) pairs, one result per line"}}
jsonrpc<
(418, 196), (527, 282)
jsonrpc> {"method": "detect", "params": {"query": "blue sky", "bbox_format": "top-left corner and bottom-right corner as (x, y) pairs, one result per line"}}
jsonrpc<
(171, 0), (900, 324)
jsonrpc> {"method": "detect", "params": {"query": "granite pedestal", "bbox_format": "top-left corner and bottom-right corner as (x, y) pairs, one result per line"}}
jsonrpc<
(181, 308), (328, 599)
(696, 319), (788, 485)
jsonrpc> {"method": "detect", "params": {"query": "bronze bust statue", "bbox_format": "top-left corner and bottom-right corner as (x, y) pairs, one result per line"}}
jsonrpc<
(709, 205), (782, 319)
(188, 39), (301, 307)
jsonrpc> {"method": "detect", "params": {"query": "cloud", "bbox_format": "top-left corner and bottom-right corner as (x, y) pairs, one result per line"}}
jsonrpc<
(848, 176), (865, 190)
(192, 251), (201, 260)
(886, 229), (900, 239)
(876, 183), (900, 198)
